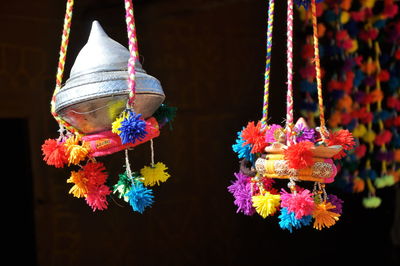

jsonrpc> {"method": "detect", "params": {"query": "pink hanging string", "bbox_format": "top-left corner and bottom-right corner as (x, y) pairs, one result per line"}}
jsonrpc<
(286, 0), (294, 145)
(124, 0), (139, 108)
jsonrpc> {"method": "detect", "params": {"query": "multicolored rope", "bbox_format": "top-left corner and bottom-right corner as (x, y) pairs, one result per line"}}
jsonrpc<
(124, 0), (139, 108)
(311, 0), (326, 137)
(286, 0), (295, 144)
(261, 0), (275, 128)
(50, 0), (78, 135)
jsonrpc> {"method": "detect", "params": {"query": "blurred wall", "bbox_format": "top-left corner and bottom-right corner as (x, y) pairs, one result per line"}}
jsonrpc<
(0, 0), (398, 265)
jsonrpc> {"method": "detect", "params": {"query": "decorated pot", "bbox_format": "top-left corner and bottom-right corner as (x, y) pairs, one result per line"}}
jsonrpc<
(54, 20), (165, 134)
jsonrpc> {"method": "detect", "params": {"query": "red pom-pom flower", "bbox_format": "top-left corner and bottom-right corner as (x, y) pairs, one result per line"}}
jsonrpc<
(241, 121), (267, 154)
(284, 141), (314, 169)
(326, 129), (356, 159)
(41, 138), (68, 168)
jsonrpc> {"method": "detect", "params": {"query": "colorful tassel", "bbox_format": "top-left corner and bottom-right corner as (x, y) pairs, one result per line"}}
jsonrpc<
(227, 172), (255, 216)
(241, 121), (267, 153)
(153, 103), (177, 129)
(294, 123), (316, 143)
(41, 138), (68, 168)
(81, 162), (108, 186)
(325, 129), (356, 159)
(112, 110), (147, 145)
(126, 182), (154, 213)
(252, 191), (281, 218)
(279, 207), (312, 232)
(232, 130), (255, 163)
(85, 184), (111, 211)
(280, 189), (315, 219)
(362, 196), (382, 208)
(67, 170), (88, 198)
(284, 141), (314, 169)
(327, 194), (344, 214)
(64, 136), (89, 165)
(265, 124), (284, 143)
(140, 162), (170, 186)
(312, 202), (340, 230)
(113, 172), (135, 202)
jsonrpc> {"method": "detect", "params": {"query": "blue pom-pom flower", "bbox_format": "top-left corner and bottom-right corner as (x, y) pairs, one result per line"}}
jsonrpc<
(115, 110), (148, 145)
(232, 130), (255, 163)
(126, 181), (154, 213)
(278, 208), (312, 232)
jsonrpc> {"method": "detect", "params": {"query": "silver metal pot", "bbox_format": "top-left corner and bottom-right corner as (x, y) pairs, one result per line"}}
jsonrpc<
(54, 20), (165, 134)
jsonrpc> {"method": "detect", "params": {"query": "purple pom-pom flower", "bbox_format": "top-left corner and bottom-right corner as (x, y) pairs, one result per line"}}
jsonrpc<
(227, 172), (255, 216)
(294, 123), (316, 143)
(327, 194), (344, 214)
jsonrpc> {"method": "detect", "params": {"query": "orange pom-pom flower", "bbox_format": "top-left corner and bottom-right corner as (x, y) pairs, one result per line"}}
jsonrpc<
(67, 170), (88, 198)
(313, 202), (340, 230)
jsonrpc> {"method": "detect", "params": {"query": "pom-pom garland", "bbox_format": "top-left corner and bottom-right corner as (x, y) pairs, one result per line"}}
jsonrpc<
(296, 0), (400, 208)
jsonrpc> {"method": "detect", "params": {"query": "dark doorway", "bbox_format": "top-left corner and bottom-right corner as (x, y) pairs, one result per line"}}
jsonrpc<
(2, 119), (37, 265)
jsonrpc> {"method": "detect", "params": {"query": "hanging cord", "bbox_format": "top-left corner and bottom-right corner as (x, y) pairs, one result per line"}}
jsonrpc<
(311, 0), (327, 139)
(261, 0), (275, 129)
(50, 0), (79, 135)
(150, 139), (155, 167)
(124, 0), (139, 109)
(125, 149), (133, 178)
(286, 0), (294, 145)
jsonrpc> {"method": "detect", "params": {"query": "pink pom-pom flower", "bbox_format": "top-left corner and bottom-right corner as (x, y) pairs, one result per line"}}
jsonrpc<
(281, 189), (315, 219)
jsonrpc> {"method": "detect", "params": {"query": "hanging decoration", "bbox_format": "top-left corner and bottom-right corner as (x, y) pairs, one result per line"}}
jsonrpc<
(228, 0), (355, 231)
(41, 0), (176, 212)
(296, 0), (400, 208)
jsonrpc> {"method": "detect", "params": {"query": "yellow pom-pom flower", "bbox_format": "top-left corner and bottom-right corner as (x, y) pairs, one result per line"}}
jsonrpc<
(312, 202), (340, 230)
(67, 170), (88, 198)
(252, 192), (280, 218)
(64, 136), (89, 165)
(112, 116), (124, 135)
(140, 162), (171, 186)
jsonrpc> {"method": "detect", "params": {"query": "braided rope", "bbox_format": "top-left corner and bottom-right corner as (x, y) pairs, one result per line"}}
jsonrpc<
(50, 0), (78, 134)
(261, 0), (275, 128)
(286, 0), (294, 144)
(311, 0), (326, 136)
(124, 0), (139, 108)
